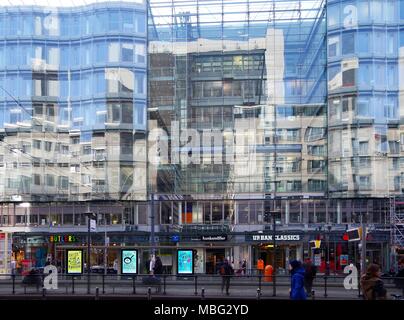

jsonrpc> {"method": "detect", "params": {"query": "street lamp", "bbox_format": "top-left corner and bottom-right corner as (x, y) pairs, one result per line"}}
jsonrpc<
(326, 225), (332, 275)
(85, 211), (97, 294)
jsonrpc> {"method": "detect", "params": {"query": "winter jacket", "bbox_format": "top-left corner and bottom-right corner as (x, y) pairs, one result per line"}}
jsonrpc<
(360, 274), (387, 300)
(393, 268), (404, 290)
(153, 258), (163, 275)
(290, 267), (307, 300)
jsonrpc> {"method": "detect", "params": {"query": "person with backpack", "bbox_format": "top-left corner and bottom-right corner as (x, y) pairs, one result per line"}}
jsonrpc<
(303, 258), (317, 297)
(289, 260), (307, 300)
(360, 264), (387, 300)
(220, 259), (234, 295)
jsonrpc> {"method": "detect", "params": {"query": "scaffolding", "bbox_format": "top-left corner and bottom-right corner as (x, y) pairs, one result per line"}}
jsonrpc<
(391, 196), (404, 268)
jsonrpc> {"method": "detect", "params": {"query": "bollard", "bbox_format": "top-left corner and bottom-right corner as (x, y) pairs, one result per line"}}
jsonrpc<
(12, 274), (15, 295)
(42, 287), (46, 300)
(163, 275), (166, 295)
(72, 277), (75, 294)
(95, 287), (99, 300)
(324, 276), (328, 298)
(258, 275), (262, 292)
(147, 287), (152, 300)
(201, 288), (205, 300)
(194, 276), (198, 295)
(311, 290), (315, 300)
(256, 288), (261, 300)
(102, 274), (105, 294)
(132, 276), (136, 294)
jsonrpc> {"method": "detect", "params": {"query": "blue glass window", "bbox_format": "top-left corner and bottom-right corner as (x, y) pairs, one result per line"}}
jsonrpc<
(401, 0), (404, 20)
(373, 31), (386, 56)
(374, 63), (386, 89)
(122, 12), (134, 32)
(358, 62), (373, 88)
(136, 12), (146, 33)
(358, 0), (370, 23)
(134, 101), (146, 128)
(60, 44), (70, 67)
(109, 11), (120, 32)
(358, 31), (370, 53)
(387, 31), (397, 55)
(93, 71), (105, 94)
(327, 3), (340, 27)
(135, 72), (145, 94)
(342, 32), (355, 55)
(387, 63), (398, 89)
(94, 41), (107, 63)
(386, 0), (398, 23)
(371, 0), (384, 23)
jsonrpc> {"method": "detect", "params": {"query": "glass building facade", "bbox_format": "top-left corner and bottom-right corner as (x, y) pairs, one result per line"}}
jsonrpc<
(0, 0), (402, 274)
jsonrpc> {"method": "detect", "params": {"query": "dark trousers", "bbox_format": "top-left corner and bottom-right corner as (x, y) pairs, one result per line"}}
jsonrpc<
(221, 276), (230, 294)
(304, 278), (314, 295)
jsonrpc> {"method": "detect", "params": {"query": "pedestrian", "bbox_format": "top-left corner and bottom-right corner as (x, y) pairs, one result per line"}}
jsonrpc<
(303, 258), (317, 297)
(394, 258), (404, 296)
(241, 259), (247, 275)
(153, 256), (163, 293)
(289, 260), (307, 300)
(360, 264), (387, 300)
(220, 259), (234, 295)
(149, 254), (156, 274)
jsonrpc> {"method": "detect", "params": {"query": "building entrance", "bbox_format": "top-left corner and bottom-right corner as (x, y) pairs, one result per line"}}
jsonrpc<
(205, 248), (225, 274)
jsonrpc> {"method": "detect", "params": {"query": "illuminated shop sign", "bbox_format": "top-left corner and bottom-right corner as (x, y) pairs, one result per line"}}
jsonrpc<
(249, 234), (301, 241)
(200, 235), (227, 241)
(49, 235), (78, 243)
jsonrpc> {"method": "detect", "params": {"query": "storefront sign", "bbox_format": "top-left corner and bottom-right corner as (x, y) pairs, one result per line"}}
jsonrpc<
(200, 235), (227, 241)
(177, 250), (194, 275)
(121, 249), (138, 275)
(248, 234), (301, 241)
(66, 250), (83, 274)
(49, 235), (78, 243)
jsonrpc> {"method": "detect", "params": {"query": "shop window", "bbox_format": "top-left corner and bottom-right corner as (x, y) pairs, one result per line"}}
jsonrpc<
(203, 202), (211, 224)
(137, 203), (147, 225)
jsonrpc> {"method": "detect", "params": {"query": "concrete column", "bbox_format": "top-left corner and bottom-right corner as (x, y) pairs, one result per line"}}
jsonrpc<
(285, 246), (290, 268)
(285, 200), (290, 224)
(337, 200), (342, 224)
(296, 244), (303, 262)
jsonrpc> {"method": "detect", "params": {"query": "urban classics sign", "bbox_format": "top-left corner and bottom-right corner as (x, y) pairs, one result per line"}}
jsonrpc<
(250, 234), (301, 241)
(201, 235), (227, 241)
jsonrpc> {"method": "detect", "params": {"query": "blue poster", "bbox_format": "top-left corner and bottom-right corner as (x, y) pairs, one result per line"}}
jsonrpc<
(121, 250), (138, 274)
(177, 250), (193, 275)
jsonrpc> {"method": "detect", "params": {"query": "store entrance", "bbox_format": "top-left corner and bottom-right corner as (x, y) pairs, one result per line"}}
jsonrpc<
(254, 244), (297, 273)
(205, 248), (225, 274)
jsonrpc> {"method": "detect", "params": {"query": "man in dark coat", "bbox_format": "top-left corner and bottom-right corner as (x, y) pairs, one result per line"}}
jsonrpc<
(303, 258), (317, 297)
(220, 259), (234, 295)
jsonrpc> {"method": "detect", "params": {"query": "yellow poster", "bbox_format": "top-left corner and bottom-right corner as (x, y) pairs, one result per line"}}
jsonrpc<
(67, 250), (82, 274)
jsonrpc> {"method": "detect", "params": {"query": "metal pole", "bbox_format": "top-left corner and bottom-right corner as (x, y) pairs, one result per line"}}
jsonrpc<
(87, 215), (91, 294)
(361, 214), (366, 275)
(150, 193), (155, 256)
(272, 212), (276, 296)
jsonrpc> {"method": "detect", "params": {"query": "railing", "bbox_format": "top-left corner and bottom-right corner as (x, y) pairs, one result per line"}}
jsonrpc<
(0, 273), (403, 300)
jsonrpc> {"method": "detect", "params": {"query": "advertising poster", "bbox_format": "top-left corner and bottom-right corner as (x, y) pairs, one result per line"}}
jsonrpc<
(121, 249), (138, 275)
(340, 254), (349, 266)
(67, 250), (83, 274)
(177, 250), (194, 275)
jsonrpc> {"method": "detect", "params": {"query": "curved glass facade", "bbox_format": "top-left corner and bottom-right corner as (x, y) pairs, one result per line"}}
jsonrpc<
(0, 2), (147, 202)
(327, 0), (402, 198)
